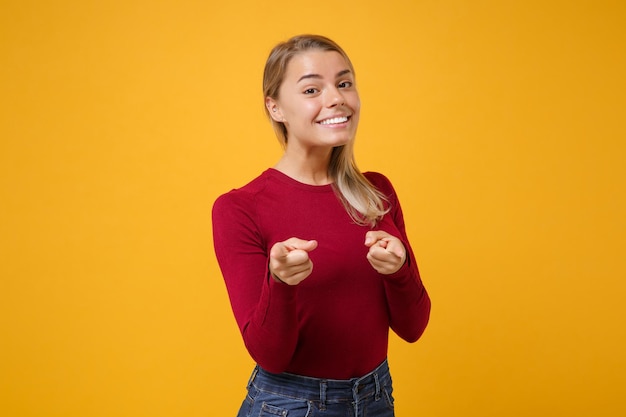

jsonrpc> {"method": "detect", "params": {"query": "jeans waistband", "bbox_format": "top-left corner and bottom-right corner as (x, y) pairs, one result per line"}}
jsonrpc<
(248, 359), (391, 408)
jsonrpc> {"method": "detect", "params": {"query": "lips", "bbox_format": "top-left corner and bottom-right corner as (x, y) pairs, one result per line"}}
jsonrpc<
(317, 116), (350, 125)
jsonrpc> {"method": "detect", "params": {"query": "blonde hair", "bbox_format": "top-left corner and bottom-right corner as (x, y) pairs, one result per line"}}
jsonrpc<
(262, 34), (388, 226)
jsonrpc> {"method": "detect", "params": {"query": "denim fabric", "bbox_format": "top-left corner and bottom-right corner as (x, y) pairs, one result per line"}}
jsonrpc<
(236, 359), (395, 417)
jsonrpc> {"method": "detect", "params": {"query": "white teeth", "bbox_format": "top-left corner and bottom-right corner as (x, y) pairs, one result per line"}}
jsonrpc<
(319, 116), (348, 125)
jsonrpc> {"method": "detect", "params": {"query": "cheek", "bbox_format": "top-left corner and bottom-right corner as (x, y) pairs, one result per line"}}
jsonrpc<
(291, 102), (321, 124)
(303, 100), (321, 116)
(350, 98), (361, 122)
(350, 94), (361, 112)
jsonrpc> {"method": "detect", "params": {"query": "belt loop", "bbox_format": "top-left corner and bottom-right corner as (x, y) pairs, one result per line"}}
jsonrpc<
(246, 365), (259, 390)
(319, 380), (327, 411)
(374, 371), (381, 401)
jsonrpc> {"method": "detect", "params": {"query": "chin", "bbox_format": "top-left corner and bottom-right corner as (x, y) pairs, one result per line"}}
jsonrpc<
(325, 131), (354, 145)
(322, 139), (351, 149)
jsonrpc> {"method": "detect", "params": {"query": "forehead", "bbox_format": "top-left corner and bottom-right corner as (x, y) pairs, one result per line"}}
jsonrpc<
(284, 50), (351, 80)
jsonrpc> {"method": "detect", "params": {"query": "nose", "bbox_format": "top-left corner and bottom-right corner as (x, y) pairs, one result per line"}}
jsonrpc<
(325, 87), (345, 108)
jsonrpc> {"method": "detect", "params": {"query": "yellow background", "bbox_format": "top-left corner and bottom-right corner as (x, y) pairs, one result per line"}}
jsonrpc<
(1, 1), (625, 416)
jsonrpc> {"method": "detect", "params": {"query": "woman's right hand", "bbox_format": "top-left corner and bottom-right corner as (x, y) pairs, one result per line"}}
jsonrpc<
(269, 238), (318, 285)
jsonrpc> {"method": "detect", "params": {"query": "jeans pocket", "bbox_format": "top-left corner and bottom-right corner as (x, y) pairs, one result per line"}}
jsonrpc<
(257, 397), (313, 417)
(259, 402), (288, 416)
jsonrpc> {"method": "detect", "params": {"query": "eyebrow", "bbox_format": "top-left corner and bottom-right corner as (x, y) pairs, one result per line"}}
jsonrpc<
(297, 69), (352, 83)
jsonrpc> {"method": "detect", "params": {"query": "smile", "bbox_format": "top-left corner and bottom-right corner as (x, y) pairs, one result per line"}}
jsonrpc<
(318, 116), (349, 125)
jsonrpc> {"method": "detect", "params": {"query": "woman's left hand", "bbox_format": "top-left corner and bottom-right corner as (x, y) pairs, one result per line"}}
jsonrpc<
(364, 230), (407, 275)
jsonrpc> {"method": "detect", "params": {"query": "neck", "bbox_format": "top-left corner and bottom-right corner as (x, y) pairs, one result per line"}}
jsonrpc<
(274, 147), (333, 186)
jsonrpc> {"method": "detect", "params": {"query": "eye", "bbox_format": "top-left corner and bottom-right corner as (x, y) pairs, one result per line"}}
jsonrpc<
(303, 88), (319, 95)
(338, 81), (353, 89)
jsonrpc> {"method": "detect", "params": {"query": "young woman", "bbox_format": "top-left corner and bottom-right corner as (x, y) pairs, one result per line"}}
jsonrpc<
(212, 34), (431, 417)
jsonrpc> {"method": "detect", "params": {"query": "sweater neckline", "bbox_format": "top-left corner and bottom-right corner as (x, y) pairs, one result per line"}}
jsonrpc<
(266, 168), (335, 193)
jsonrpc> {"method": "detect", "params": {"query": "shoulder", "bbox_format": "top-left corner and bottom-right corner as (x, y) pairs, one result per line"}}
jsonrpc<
(212, 170), (273, 215)
(363, 171), (397, 197)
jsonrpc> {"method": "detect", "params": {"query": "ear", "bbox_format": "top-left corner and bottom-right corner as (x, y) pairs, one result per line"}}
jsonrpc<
(265, 97), (284, 122)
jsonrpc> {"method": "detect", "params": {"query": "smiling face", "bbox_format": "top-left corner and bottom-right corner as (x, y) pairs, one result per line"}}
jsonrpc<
(266, 50), (361, 151)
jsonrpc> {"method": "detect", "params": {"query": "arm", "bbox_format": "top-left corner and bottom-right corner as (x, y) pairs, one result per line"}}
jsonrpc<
(212, 192), (299, 373)
(366, 174), (431, 342)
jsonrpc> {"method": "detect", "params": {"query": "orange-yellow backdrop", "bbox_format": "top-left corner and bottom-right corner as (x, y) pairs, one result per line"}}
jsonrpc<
(1, 1), (625, 416)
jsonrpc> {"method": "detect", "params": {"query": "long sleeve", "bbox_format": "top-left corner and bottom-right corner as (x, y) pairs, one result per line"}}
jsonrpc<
(212, 169), (430, 378)
(367, 173), (431, 342)
(212, 191), (299, 373)
(382, 236), (431, 342)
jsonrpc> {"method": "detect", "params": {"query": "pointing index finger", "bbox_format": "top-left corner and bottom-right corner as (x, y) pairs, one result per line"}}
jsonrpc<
(364, 230), (390, 246)
(285, 238), (318, 252)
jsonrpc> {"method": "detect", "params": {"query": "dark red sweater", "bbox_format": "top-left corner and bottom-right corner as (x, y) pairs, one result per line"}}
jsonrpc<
(212, 169), (430, 379)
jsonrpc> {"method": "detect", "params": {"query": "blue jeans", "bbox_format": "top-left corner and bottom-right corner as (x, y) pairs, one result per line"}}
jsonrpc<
(236, 359), (395, 417)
